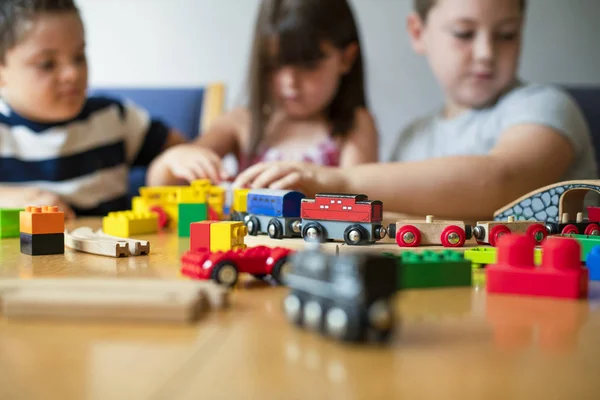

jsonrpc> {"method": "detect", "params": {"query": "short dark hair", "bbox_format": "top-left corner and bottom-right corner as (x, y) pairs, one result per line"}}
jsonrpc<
(0, 0), (80, 63)
(246, 0), (367, 159)
(415, 0), (527, 21)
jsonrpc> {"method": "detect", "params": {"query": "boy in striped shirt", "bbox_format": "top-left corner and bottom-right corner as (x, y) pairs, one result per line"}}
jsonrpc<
(0, 0), (186, 217)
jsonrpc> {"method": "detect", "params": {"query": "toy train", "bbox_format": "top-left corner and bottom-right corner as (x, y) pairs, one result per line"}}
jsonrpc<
(284, 246), (397, 342)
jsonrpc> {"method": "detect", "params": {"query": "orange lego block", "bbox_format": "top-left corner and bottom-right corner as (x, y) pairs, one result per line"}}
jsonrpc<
(20, 206), (65, 235)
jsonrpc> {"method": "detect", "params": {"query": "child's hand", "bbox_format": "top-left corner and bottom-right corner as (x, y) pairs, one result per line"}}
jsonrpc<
(0, 186), (75, 220)
(149, 144), (229, 185)
(233, 161), (345, 197)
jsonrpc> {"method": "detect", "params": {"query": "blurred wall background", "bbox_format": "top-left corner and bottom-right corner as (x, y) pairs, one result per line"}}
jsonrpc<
(78, 0), (600, 161)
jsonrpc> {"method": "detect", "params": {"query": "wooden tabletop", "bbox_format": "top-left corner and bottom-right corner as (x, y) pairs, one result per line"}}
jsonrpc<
(1, 218), (599, 400)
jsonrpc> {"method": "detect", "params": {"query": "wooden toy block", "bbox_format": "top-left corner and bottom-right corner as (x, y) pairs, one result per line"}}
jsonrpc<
(585, 246), (600, 281)
(0, 208), (23, 238)
(178, 203), (208, 237)
(102, 210), (158, 237)
(487, 235), (588, 300)
(19, 206), (64, 235)
(473, 215), (547, 246)
(65, 227), (130, 257)
(464, 246), (543, 268)
(20, 232), (64, 256)
(0, 278), (228, 323)
(94, 230), (150, 256)
(388, 215), (471, 247)
(385, 250), (472, 289)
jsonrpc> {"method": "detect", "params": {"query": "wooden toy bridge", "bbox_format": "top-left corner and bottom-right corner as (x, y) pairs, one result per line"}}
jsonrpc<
(494, 180), (600, 222)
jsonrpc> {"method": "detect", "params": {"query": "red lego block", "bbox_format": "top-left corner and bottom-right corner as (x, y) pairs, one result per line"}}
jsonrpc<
(487, 234), (588, 300)
(190, 221), (213, 251)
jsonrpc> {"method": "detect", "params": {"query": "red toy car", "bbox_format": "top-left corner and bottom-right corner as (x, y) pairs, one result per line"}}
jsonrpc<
(181, 245), (294, 287)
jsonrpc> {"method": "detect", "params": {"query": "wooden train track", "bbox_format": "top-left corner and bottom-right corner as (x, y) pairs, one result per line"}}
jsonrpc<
(64, 227), (149, 257)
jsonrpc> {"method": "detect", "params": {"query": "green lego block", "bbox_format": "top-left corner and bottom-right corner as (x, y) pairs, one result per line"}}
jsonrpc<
(555, 234), (600, 262)
(178, 203), (208, 237)
(0, 208), (24, 238)
(463, 246), (543, 268)
(385, 250), (472, 289)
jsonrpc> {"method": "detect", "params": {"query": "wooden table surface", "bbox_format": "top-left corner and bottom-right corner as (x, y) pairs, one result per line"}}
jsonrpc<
(1, 218), (600, 400)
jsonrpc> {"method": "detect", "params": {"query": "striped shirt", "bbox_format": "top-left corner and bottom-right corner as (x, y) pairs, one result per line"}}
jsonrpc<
(0, 97), (169, 215)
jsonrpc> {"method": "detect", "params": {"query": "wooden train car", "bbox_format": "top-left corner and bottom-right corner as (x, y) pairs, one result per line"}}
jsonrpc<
(245, 189), (305, 239)
(388, 215), (472, 248)
(284, 247), (397, 343)
(545, 211), (600, 236)
(300, 193), (387, 245)
(473, 216), (547, 246)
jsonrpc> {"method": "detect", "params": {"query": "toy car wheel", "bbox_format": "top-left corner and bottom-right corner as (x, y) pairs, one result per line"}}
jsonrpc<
(526, 223), (547, 244)
(325, 305), (361, 342)
(440, 225), (466, 247)
(245, 216), (260, 236)
(271, 256), (292, 285)
(268, 219), (284, 239)
(489, 225), (511, 246)
(395, 225), (421, 247)
(302, 222), (325, 243)
(585, 223), (600, 236)
(344, 224), (368, 245)
(211, 262), (239, 288)
(150, 206), (169, 229)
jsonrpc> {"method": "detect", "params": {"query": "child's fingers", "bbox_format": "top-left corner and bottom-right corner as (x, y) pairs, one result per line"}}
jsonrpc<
(232, 163), (268, 188)
(268, 172), (302, 190)
(251, 165), (294, 189)
(172, 165), (204, 183)
(197, 158), (221, 184)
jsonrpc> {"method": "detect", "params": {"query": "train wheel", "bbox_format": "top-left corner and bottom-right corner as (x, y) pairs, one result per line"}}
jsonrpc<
(245, 216), (260, 236)
(585, 223), (600, 236)
(211, 262), (239, 288)
(303, 300), (324, 331)
(325, 305), (361, 342)
(561, 224), (579, 234)
(284, 293), (303, 325)
(150, 206), (168, 229)
(395, 225), (421, 247)
(270, 257), (292, 285)
(267, 219), (284, 239)
(489, 225), (511, 246)
(302, 222), (325, 243)
(344, 224), (368, 245)
(440, 225), (466, 247)
(526, 224), (547, 244)
(368, 300), (394, 342)
(230, 211), (241, 221)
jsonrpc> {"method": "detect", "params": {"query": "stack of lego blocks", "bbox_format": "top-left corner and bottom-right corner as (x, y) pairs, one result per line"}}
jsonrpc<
(20, 206), (65, 256)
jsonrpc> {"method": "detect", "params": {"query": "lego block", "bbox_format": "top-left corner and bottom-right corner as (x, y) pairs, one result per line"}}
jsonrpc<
(0, 208), (24, 238)
(549, 234), (600, 262)
(210, 221), (247, 252)
(585, 246), (600, 281)
(20, 233), (64, 256)
(385, 250), (472, 289)
(190, 221), (213, 251)
(487, 235), (588, 300)
(19, 206), (64, 235)
(464, 246), (543, 268)
(178, 203), (208, 237)
(102, 211), (158, 237)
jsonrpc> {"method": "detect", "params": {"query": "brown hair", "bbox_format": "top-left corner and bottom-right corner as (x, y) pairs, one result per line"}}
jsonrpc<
(0, 0), (80, 63)
(246, 0), (367, 159)
(415, 0), (527, 21)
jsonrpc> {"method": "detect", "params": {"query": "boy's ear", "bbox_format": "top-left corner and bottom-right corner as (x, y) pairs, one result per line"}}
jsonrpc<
(340, 42), (359, 74)
(407, 12), (427, 55)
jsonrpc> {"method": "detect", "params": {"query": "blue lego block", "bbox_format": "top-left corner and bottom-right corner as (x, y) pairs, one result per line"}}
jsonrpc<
(246, 189), (305, 218)
(586, 245), (600, 281)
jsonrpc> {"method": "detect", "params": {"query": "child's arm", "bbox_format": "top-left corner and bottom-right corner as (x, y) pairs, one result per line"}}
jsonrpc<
(338, 109), (379, 166)
(0, 186), (75, 219)
(146, 109), (246, 186)
(233, 124), (574, 220)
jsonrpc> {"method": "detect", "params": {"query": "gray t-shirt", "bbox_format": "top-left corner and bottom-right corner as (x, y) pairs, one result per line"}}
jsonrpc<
(389, 83), (598, 181)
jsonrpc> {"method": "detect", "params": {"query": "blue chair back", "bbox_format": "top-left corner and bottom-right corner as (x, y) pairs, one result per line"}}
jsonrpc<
(89, 85), (225, 199)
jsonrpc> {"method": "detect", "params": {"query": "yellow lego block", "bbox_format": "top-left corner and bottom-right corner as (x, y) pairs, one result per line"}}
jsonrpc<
(102, 211), (159, 237)
(208, 186), (225, 218)
(232, 188), (250, 214)
(175, 187), (207, 203)
(132, 196), (151, 213)
(209, 221), (247, 252)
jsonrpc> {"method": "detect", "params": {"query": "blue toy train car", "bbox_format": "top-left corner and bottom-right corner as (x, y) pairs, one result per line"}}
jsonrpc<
(245, 189), (306, 239)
